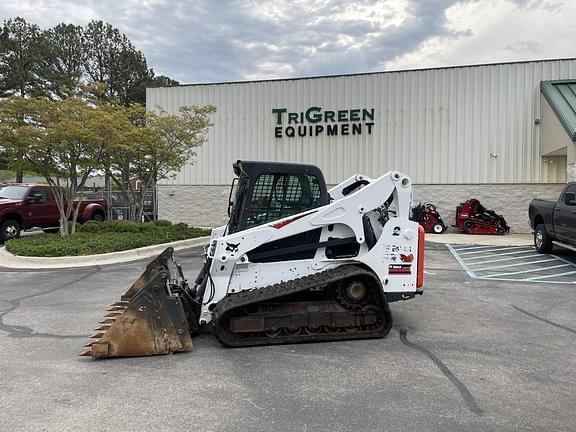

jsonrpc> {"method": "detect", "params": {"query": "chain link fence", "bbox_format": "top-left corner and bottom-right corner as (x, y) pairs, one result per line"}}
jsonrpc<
(77, 186), (157, 222)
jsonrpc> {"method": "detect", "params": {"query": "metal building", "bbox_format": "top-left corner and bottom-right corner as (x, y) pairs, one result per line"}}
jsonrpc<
(146, 58), (576, 232)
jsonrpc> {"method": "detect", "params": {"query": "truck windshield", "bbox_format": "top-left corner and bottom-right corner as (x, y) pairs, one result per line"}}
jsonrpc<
(0, 185), (28, 200)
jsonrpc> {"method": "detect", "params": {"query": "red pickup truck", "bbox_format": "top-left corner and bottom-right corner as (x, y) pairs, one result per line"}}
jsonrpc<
(0, 184), (107, 242)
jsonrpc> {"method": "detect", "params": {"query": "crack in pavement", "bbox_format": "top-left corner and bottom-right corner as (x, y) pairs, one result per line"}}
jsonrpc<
(512, 305), (576, 335)
(398, 328), (484, 415)
(0, 268), (101, 339)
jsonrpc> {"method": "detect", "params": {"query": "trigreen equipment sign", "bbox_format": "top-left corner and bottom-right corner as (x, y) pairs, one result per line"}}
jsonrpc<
(272, 107), (375, 138)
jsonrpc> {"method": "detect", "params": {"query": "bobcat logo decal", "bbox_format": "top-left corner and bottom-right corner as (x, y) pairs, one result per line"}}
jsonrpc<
(226, 242), (240, 253)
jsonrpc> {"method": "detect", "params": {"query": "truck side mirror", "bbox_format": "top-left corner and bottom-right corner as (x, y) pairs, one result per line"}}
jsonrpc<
(564, 192), (576, 206)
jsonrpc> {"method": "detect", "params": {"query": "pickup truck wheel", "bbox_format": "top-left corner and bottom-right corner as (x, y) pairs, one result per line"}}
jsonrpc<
(91, 213), (104, 222)
(534, 224), (553, 253)
(1, 219), (21, 242)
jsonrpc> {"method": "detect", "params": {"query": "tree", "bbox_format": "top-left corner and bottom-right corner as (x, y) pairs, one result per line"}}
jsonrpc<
(104, 104), (215, 222)
(0, 17), (46, 98)
(0, 96), (115, 235)
(83, 20), (152, 106)
(0, 17), (49, 182)
(127, 74), (180, 106)
(1, 17), (180, 106)
(42, 23), (87, 99)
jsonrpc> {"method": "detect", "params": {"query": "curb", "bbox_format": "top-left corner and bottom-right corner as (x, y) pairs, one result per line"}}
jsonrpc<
(0, 236), (210, 270)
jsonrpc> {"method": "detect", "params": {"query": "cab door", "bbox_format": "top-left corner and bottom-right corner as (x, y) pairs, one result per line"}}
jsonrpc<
(25, 187), (60, 228)
(553, 184), (576, 242)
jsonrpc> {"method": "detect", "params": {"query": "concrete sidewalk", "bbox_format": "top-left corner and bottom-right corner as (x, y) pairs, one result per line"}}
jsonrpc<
(425, 232), (533, 247)
(0, 232), (534, 270)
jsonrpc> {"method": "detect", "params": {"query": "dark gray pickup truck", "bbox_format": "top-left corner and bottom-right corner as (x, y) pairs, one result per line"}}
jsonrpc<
(529, 182), (576, 253)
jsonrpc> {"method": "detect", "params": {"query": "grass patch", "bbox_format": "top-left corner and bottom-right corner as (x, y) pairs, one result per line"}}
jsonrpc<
(5, 222), (210, 257)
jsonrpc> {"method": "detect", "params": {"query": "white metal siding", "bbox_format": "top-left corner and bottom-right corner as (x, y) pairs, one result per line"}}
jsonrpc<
(147, 59), (576, 185)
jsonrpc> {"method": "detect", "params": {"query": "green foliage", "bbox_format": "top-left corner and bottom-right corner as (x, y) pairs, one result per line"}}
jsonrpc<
(104, 103), (215, 222)
(0, 95), (123, 236)
(0, 17), (46, 98)
(0, 17), (178, 105)
(42, 23), (87, 99)
(79, 220), (102, 233)
(5, 225), (211, 256)
(83, 20), (152, 106)
(153, 219), (173, 227)
(66, 221), (81, 233)
(139, 222), (162, 233)
(104, 219), (141, 232)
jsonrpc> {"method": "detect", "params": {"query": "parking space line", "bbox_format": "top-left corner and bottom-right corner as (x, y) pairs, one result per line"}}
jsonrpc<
(523, 270), (576, 281)
(550, 254), (576, 267)
(453, 245), (505, 253)
(447, 244), (576, 285)
(466, 253), (541, 266)
(483, 264), (570, 278)
(464, 248), (535, 260)
(446, 245), (476, 278)
(457, 246), (526, 256)
(472, 258), (557, 272)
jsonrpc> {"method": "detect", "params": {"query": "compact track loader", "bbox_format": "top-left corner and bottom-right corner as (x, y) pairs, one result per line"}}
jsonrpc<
(81, 161), (425, 358)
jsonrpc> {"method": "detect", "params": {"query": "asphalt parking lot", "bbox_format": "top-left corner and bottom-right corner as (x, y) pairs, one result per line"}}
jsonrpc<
(1, 243), (576, 432)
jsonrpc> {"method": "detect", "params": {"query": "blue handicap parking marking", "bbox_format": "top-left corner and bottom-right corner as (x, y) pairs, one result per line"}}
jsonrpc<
(447, 244), (576, 284)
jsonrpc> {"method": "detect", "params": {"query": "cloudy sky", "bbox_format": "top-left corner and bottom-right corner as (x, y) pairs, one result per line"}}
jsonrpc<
(1, 0), (574, 83)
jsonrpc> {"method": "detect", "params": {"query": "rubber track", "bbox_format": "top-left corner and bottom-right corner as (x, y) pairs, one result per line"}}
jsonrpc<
(213, 265), (392, 347)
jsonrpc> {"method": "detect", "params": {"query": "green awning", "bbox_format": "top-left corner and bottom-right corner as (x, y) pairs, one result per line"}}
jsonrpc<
(541, 80), (576, 142)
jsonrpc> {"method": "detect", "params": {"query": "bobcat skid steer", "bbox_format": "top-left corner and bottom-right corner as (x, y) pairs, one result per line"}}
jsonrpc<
(81, 161), (425, 358)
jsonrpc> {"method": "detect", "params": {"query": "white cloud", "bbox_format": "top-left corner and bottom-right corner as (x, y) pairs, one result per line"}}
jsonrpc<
(0, 0), (574, 82)
(384, 0), (576, 71)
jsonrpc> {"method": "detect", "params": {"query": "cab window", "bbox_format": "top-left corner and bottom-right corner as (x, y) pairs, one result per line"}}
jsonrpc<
(28, 187), (49, 203)
(245, 173), (322, 229)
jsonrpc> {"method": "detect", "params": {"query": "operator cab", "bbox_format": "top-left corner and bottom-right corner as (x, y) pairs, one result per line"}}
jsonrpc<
(227, 160), (330, 234)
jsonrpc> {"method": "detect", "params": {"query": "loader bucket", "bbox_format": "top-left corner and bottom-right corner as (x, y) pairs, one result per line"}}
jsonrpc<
(80, 247), (193, 358)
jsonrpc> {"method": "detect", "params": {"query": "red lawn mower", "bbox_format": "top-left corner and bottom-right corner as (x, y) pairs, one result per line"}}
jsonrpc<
(410, 202), (447, 234)
(455, 198), (510, 234)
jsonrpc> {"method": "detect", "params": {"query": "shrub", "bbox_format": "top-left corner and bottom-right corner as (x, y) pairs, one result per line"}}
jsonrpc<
(67, 221), (81, 233)
(80, 220), (102, 233)
(5, 224), (212, 257)
(108, 219), (141, 232)
(139, 222), (162, 233)
(154, 219), (173, 227)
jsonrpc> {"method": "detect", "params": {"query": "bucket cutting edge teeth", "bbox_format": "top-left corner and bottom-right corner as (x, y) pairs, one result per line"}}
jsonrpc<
(90, 332), (105, 339)
(104, 312), (122, 317)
